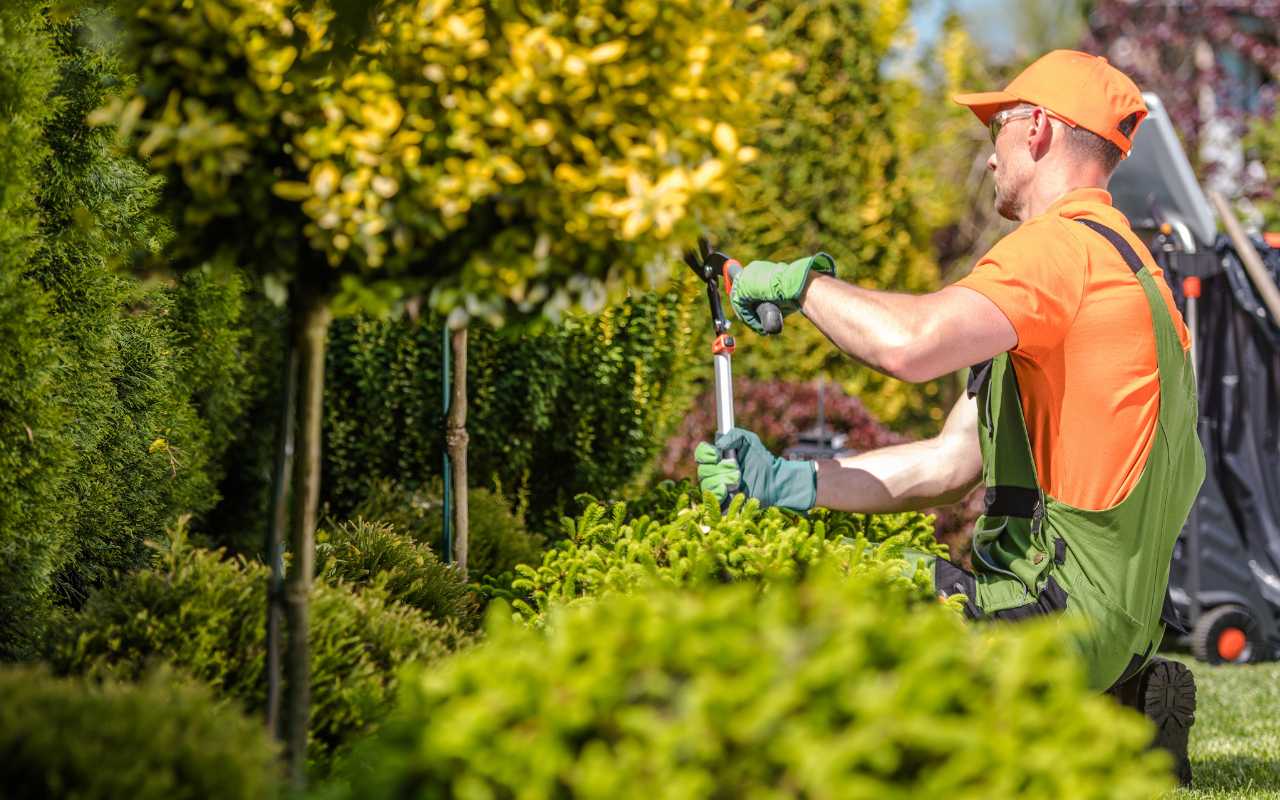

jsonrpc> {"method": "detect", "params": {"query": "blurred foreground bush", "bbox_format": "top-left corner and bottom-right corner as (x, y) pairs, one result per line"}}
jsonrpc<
(52, 523), (467, 769)
(323, 567), (1173, 800)
(0, 665), (279, 800)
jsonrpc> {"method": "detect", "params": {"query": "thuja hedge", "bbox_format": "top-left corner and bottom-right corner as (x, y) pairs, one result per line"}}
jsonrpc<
(508, 483), (946, 622)
(0, 666), (280, 799)
(0, 4), (254, 657)
(324, 567), (1173, 800)
(53, 525), (468, 768)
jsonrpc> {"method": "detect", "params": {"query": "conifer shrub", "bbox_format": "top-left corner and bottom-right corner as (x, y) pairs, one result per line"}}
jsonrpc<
(0, 665), (280, 800)
(509, 486), (946, 622)
(345, 479), (545, 583)
(317, 517), (479, 629)
(52, 524), (468, 768)
(0, 0), (70, 659)
(323, 568), (1173, 800)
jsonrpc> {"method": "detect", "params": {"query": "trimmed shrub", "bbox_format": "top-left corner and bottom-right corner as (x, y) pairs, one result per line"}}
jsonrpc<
(317, 517), (479, 629)
(323, 277), (704, 533)
(346, 478), (544, 583)
(52, 523), (467, 769)
(0, 665), (279, 799)
(509, 487), (946, 622)
(323, 568), (1173, 800)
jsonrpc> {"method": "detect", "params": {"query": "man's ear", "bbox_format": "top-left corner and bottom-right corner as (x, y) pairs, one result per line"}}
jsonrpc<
(1026, 107), (1054, 161)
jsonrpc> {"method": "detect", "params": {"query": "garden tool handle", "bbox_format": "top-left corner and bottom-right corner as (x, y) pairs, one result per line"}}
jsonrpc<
(724, 262), (784, 335)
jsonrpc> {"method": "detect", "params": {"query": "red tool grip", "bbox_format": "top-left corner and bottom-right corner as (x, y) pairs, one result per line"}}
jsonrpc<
(1183, 276), (1201, 299)
(722, 259), (741, 295)
(712, 333), (735, 355)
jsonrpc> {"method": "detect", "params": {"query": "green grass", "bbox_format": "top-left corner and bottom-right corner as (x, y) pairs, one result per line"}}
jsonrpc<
(1169, 655), (1280, 799)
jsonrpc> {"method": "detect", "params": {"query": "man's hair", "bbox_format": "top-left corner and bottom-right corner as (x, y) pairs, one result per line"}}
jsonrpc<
(1064, 112), (1141, 173)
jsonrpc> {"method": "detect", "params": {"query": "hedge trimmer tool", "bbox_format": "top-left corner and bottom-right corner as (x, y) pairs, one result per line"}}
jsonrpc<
(684, 238), (783, 506)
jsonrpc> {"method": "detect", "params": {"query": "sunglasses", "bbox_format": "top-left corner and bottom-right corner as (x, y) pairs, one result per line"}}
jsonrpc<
(988, 106), (1074, 144)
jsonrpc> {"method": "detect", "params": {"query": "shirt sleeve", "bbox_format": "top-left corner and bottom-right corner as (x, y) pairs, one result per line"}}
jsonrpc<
(955, 219), (1088, 359)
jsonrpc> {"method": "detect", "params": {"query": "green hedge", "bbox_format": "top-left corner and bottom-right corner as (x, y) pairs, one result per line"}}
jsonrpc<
(509, 481), (945, 622)
(0, 665), (279, 799)
(322, 277), (704, 534)
(52, 523), (468, 769)
(323, 567), (1172, 799)
(317, 517), (479, 629)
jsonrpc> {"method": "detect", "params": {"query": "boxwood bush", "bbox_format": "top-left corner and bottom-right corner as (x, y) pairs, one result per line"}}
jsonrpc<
(0, 665), (279, 799)
(52, 523), (468, 769)
(316, 517), (479, 629)
(322, 567), (1173, 800)
(345, 478), (544, 583)
(509, 483), (946, 622)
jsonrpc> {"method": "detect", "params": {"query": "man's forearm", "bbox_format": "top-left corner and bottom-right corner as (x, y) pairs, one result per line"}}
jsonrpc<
(814, 438), (981, 513)
(813, 393), (984, 513)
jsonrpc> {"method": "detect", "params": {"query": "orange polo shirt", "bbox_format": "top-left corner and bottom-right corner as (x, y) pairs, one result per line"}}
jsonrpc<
(955, 187), (1191, 511)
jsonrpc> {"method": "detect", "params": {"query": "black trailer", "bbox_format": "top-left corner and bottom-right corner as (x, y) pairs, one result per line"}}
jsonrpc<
(1111, 93), (1280, 664)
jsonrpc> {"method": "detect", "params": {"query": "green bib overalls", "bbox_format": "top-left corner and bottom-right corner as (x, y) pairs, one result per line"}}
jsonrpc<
(912, 219), (1206, 690)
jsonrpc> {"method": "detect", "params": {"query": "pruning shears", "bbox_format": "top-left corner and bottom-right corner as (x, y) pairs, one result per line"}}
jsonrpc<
(683, 238), (783, 505)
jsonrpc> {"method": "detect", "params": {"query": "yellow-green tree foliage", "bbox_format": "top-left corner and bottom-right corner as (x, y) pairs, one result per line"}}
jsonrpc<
(1245, 111), (1280, 232)
(725, 0), (959, 434)
(99, 0), (790, 322)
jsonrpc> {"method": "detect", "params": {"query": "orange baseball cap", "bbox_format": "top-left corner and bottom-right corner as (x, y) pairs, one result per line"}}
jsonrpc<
(953, 49), (1148, 157)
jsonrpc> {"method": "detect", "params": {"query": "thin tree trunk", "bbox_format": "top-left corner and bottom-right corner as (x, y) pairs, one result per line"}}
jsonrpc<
(284, 288), (331, 789)
(265, 342), (299, 740)
(447, 325), (468, 578)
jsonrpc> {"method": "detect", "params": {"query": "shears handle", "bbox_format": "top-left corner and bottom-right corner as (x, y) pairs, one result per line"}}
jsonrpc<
(723, 261), (784, 335)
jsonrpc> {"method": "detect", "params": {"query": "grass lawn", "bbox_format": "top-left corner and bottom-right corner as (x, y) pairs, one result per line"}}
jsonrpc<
(1168, 655), (1280, 799)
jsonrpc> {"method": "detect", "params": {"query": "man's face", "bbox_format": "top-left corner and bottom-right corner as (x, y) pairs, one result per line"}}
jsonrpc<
(987, 106), (1036, 221)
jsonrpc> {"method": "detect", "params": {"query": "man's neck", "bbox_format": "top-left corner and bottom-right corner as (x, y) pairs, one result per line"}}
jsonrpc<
(1021, 166), (1110, 220)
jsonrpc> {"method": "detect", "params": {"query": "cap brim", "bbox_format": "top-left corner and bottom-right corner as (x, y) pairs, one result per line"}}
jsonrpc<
(952, 90), (1019, 125)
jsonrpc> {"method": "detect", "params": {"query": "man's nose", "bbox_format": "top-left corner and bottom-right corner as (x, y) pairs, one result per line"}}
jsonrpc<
(986, 153), (998, 172)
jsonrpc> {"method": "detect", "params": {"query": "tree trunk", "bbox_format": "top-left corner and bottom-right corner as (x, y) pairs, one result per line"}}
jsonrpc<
(266, 342), (299, 740)
(284, 288), (331, 788)
(447, 325), (469, 578)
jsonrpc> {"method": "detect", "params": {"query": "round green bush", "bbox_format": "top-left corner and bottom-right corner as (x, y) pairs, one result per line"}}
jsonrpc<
(317, 517), (480, 629)
(323, 567), (1173, 799)
(509, 482), (946, 622)
(0, 665), (279, 800)
(52, 522), (468, 769)
(345, 478), (544, 583)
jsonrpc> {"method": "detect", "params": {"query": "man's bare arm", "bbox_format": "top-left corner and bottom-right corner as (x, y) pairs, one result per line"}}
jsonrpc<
(812, 393), (983, 513)
(799, 275), (1016, 383)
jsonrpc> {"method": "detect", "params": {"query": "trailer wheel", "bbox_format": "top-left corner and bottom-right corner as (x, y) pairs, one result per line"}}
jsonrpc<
(1191, 604), (1257, 664)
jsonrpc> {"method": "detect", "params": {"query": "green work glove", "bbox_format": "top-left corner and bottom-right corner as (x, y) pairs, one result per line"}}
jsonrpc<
(729, 252), (836, 334)
(694, 427), (817, 512)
